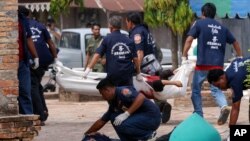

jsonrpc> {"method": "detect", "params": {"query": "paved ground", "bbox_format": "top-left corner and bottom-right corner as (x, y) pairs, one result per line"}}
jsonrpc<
(33, 95), (249, 141)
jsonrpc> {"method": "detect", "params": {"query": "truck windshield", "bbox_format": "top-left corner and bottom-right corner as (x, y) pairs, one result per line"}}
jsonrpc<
(59, 32), (80, 49)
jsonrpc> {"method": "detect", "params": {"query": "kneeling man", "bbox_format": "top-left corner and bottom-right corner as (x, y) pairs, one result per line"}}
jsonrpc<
(84, 78), (161, 141)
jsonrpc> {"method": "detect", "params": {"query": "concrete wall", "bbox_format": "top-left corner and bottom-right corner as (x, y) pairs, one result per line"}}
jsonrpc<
(150, 26), (173, 49)
(0, 0), (19, 116)
(221, 18), (250, 59)
(150, 18), (250, 63)
(61, 8), (250, 63)
(62, 8), (107, 29)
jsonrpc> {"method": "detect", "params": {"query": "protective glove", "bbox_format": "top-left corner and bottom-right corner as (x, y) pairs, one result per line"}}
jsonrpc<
(82, 135), (85, 140)
(113, 111), (130, 126)
(32, 58), (39, 69)
(54, 58), (63, 66)
(236, 56), (243, 59)
(181, 56), (188, 65)
(235, 56), (243, 61)
(53, 58), (62, 69)
(82, 67), (92, 79)
(136, 73), (143, 81)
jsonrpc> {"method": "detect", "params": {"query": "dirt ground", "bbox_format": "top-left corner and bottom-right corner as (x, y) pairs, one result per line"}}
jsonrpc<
(33, 97), (249, 141)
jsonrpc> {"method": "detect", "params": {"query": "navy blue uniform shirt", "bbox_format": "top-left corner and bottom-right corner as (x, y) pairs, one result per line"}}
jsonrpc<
(29, 19), (54, 66)
(101, 86), (161, 122)
(188, 18), (236, 66)
(129, 24), (154, 56)
(225, 57), (250, 103)
(96, 30), (137, 84)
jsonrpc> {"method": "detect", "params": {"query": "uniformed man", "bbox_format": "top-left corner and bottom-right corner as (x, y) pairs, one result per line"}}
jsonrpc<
(84, 23), (105, 72)
(21, 7), (59, 125)
(83, 15), (142, 86)
(207, 57), (250, 126)
(18, 6), (39, 115)
(84, 78), (161, 141)
(126, 12), (161, 75)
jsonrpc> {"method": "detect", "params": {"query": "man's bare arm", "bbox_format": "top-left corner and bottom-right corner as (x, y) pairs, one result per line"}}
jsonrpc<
(127, 93), (145, 114)
(182, 36), (194, 57)
(229, 100), (241, 126)
(85, 119), (107, 135)
(137, 50), (144, 65)
(161, 80), (182, 87)
(27, 37), (38, 58)
(85, 53), (90, 69)
(133, 57), (141, 74)
(87, 53), (101, 69)
(232, 41), (242, 57)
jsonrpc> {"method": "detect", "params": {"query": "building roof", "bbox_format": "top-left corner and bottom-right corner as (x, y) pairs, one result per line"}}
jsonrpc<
(83, 0), (99, 8)
(189, 0), (250, 18)
(19, 0), (50, 2)
(83, 0), (143, 12)
(18, 0), (50, 11)
(18, 0), (144, 13)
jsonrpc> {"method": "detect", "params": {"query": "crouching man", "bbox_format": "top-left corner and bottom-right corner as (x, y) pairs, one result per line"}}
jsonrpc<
(84, 78), (161, 141)
(207, 57), (250, 126)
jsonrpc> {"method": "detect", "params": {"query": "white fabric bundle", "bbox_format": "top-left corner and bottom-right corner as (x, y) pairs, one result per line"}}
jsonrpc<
(154, 61), (195, 100)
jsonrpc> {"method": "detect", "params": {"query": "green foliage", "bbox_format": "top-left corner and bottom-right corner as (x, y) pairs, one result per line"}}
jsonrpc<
(244, 61), (250, 87)
(144, 0), (194, 35)
(49, 0), (84, 18)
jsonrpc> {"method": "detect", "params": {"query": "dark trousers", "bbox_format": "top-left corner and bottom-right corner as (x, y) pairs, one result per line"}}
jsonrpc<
(108, 76), (133, 87)
(30, 66), (48, 121)
(110, 112), (161, 141)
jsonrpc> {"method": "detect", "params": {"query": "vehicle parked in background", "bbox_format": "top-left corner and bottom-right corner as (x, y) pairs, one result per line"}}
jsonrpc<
(58, 28), (173, 68)
(160, 48), (172, 65)
(58, 28), (127, 68)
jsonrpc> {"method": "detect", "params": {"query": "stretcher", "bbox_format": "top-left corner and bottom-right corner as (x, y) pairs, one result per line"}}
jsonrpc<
(54, 61), (195, 99)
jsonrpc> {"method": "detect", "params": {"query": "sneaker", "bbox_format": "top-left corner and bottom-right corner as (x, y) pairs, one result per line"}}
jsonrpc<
(162, 102), (172, 123)
(217, 106), (231, 125)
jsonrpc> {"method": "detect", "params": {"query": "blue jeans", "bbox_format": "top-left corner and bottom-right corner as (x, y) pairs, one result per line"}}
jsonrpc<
(18, 61), (33, 114)
(110, 112), (161, 141)
(191, 70), (228, 117)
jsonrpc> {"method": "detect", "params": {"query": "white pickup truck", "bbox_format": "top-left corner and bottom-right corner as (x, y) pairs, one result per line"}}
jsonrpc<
(57, 28), (173, 68)
(58, 28), (127, 68)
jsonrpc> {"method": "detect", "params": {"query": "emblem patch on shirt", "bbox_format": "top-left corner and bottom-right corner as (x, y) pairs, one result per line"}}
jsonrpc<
(122, 88), (132, 97)
(134, 34), (141, 44)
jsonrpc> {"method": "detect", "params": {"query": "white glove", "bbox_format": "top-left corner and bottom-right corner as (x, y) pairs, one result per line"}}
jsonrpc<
(181, 56), (188, 65)
(32, 58), (39, 69)
(228, 56), (243, 62)
(136, 73), (143, 81)
(53, 58), (62, 69)
(113, 111), (130, 126)
(82, 135), (85, 140)
(54, 58), (63, 66)
(82, 67), (92, 79)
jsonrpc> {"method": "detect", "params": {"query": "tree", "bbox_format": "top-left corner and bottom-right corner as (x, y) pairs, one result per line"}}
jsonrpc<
(49, 0), (84, 18)
(144, 0), (194, 69)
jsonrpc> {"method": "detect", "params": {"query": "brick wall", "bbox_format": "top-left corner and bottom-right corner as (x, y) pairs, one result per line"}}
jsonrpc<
(0, 0), (19, 115)
(0, 115), (41, 141)
(0, 2), (42, 141)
